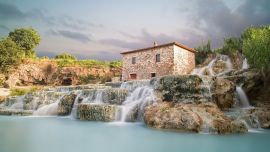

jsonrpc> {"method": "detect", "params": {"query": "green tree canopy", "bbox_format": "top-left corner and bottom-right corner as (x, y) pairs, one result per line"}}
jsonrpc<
(54, 53), (77, 60)
(218, 37), (243, 55)
(8, 27), (40, 58)
(242, 25), (270, 71)
(0, 38), (25, 72)
(194, 40), (212, 64)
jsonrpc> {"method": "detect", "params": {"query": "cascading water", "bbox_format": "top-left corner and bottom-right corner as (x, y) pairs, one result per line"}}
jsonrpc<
(120, 86), (156, 122)
(242, 58), (249, 69)
(192, 54), (233, 76)
(236, 86), (250, 108)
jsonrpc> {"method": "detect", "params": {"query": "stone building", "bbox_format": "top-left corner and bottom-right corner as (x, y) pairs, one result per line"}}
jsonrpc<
(121, 42), (196, 81)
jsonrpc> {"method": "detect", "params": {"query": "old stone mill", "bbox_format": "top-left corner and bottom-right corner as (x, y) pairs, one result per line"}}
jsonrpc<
(0, 42), (269, 134)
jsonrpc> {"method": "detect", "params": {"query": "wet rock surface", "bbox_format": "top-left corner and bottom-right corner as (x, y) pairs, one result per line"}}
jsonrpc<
(78, 103), (120, 122)
(239, 107), (270, 129)
(211, 77), (235, 110)
(144, 102), (248, 134)
(152, 75), (212, 103)
(57, 93), (77, 115)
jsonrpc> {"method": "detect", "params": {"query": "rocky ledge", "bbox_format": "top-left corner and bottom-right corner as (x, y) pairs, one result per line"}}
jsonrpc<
(144, 102), (247, 134)
(78, 103), (120, 122)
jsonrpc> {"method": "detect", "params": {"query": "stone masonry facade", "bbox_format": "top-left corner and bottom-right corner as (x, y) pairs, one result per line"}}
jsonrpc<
(121, 42), (196, 81)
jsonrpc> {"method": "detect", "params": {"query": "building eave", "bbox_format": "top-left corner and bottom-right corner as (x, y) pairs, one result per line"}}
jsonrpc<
(120, 42), (196, 55)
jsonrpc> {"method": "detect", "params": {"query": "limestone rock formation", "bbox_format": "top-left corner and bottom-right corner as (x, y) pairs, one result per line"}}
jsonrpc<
(78, 103), (119, 122)
(144, 102), (248, 134)
(152, 75), (212, 103)
(3, 60), (120, 88)
(57, 93), (77, 115)
(211, 77), (235, 110)
(239, 107), (270, 129)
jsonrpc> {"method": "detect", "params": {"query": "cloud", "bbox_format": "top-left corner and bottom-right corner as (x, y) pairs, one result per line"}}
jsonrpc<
(48, 29), (92, 43)
(100, 29), (181, 50)
(0, 2), (24, 20)
(0, 24), (10, 32)
(185, 0), (270, 47)
(26, 9), (102, 30)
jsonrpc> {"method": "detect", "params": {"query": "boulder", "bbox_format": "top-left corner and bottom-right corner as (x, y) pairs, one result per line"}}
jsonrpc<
(144, 102), (202, 132)
(211, 77), (235, 110)
(78, 103), (120, 122)
(57, 93), (77, 115)
(144, 102), (248, 134)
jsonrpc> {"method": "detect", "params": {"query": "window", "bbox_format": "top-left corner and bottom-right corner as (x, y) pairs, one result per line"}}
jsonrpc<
(151, 73), (156, 78)
(132, 57), (136, 64)
(130, 74), (137, 79)
(156, 54), (160, 62)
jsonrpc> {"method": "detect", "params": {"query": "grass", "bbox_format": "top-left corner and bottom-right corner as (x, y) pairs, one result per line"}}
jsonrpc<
(10, 86), (43, 96)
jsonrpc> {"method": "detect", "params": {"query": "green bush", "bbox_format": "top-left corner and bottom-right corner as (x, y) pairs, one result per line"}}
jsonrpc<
(195, 40), (212, 64)
(54, 53), (77, 60)
(0, 38), (25, 72)
(217, 37), (242, 55)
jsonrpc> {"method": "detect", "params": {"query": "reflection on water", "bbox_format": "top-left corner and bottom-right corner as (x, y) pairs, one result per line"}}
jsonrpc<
(0, 116), (270, 152)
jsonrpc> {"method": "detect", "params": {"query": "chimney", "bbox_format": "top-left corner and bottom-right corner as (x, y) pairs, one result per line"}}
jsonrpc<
(153, 42), (158, 46)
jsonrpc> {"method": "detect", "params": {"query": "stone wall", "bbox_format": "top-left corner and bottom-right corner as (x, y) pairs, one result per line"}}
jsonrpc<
(122, 45), (175, 81)
(173, 46), (195, 75)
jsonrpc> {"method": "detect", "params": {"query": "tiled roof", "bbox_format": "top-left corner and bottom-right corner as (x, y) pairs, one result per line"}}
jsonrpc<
(120, 42), (196, 54)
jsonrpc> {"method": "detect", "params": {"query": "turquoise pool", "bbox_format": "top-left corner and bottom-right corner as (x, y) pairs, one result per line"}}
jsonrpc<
(0, 116), (270, 152)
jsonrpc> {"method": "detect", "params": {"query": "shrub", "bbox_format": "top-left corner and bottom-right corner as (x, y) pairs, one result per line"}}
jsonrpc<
(54, 53), (77, 60)
(195, 40), (212, 64)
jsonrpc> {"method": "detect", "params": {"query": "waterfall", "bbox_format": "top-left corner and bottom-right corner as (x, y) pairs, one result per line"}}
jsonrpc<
(242, 58), (249, 69)
(192, 54), (233, 76)
(119, 81), (156, 122)
(33, 102), (59, 116)
(236, 86), (250, 108)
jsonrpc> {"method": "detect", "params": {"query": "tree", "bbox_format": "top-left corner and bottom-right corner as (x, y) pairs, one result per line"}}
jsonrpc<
(219, 37), (243, 55)
(242, 26), (270, 72)
(194, 40), (212, 64)
(0, 38), (25, 72)
(8, 27), (40, 58)
(54, 53), (77, 60)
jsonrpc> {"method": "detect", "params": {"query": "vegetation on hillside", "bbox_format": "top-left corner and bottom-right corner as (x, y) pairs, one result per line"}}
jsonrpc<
(194, 25), (270, 71)
(242, 26), (270, 72)
(54, 53), (77, 60)
(194, 40), (213, 64)
(0, 27), (122, 75)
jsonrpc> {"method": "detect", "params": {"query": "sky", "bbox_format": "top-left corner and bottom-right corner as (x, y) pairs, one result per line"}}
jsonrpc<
(0, 0), (270, 60)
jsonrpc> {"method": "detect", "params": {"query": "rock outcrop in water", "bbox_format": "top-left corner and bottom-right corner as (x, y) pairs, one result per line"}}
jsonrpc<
(57, 93), (77, 115)
(152, 75), (212, 103)
(78, 104), (120, 121)
(144, 102), (247, 134)
(239, 107), (270, 129)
